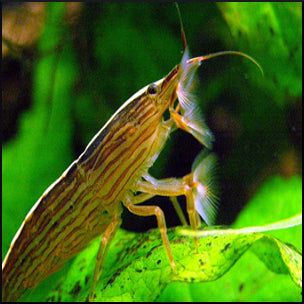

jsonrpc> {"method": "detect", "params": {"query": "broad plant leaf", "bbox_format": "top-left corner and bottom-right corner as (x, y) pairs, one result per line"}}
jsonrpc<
(160, 175), (301, 302)
(24, 215), (301, 302)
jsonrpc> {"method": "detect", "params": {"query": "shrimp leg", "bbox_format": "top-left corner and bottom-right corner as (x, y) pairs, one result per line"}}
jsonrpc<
(89, 216), (121, 302)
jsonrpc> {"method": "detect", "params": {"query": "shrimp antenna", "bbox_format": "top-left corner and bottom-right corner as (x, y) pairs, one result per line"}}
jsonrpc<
(188, 50), (264, 76)
(174, 4), (263, 76)
(175, 2), (187, 51)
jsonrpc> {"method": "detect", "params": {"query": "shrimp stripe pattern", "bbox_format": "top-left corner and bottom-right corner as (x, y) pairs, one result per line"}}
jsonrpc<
(2, 7), (261, 301)
(2, 88), (170, 301)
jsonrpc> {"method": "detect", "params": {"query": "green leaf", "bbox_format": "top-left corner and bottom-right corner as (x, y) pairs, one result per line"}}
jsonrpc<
(233, 175), (302, 251)
(24, 214), (301, 302)
(162, 176), (301, 302)
(251, 235), (302, 287)
(217, 2), (302, 105)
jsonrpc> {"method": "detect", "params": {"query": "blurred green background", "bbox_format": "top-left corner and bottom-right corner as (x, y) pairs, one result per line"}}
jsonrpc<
(2, 2), (302, 301)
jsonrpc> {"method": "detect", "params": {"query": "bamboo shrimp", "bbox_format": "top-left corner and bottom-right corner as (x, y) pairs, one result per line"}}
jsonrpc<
(2, 6), (262, 302)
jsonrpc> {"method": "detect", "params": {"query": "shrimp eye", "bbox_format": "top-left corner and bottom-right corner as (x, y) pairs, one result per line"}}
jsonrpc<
(147, 83), (157, 95)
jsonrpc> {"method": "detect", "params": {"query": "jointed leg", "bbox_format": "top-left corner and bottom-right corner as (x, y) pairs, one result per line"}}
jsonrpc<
(89, 217), (121, 301)
(170, 196), (187, 226)
(184, 183), (199, 250)
(136, 172), (205, 250)
(129, 152), (217, 264)
(137, 173), (200, 233)
(131, 183), (187, 226)
(123, 197), (175, 271)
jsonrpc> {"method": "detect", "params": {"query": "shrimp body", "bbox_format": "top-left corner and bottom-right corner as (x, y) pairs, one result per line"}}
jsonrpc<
(4, 29), (268, 299)
(2, 45), (217, 301)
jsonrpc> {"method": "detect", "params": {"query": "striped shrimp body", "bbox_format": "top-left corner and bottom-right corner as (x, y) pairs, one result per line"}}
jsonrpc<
(2, 25), (262, 301)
